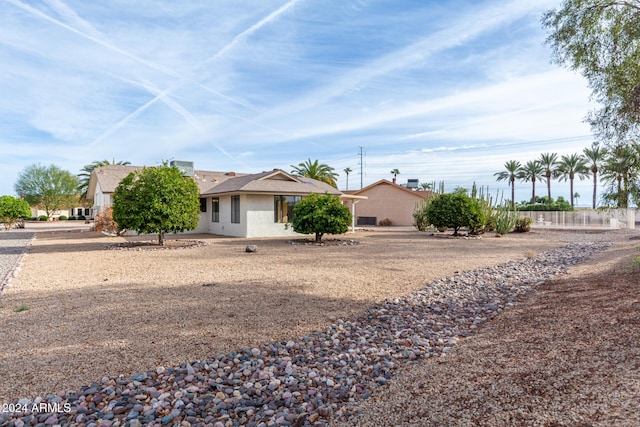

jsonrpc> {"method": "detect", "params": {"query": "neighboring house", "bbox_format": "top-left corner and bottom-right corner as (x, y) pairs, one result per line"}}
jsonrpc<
(342, 179), (435, 227)
(86, 164), (345, 238)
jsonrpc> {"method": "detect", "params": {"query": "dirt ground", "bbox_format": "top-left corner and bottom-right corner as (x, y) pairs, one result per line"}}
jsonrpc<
(0, 226), (638, 426)
(333, 237), (640, 426)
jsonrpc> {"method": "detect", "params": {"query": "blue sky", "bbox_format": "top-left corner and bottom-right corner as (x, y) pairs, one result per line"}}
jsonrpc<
(1, 0), (598, 204)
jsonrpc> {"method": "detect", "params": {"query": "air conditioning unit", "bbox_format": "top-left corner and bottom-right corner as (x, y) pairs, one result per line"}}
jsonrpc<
(170, 160), (195, 177)
(407, 179), (419, 189)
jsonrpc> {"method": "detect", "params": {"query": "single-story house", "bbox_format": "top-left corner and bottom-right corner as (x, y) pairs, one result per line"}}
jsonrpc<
(86, 164), (353, 238)
(342, 179), (436, 227)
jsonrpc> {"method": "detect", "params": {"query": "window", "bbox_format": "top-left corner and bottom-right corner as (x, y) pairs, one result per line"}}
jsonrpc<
(211, 198), (219, 222)
(200, 198), (207, 213)
(231, 196), (240, 224)
(84, 208), (90, 216)
(274, 195), (301, 223)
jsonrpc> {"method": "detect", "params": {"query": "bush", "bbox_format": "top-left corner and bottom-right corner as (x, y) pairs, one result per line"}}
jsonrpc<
(514, 217), (533, 232)
(413, 193), (439, 231)
(426, 191), (485, 236)
(378, 218), (392, 226)
(77, 215), (86, 220)
(68, 216), (77, 220)
(517, 196), (573, 211)
(289, 192), (351, 242)
(95, 207), (121, 235)
(58, 215), (68, 221)
(39, 215), (48, 221)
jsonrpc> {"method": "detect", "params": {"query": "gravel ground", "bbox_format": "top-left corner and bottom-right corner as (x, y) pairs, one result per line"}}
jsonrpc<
(0, 230), (34, 296)
(0, 226), (638, 426)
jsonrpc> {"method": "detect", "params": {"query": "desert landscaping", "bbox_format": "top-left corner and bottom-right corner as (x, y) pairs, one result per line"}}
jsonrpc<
(0, 226), (639, 426)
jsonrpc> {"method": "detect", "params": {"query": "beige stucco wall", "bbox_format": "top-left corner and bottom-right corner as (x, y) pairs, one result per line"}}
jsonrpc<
(345, 184), (425, 227)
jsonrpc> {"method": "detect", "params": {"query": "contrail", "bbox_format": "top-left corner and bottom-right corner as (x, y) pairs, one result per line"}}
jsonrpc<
(207, 0), (302, 63)
(6, 0), (177, 76)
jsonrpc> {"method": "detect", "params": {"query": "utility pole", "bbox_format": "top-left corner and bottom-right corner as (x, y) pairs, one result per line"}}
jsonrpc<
(358, 146), (365, 189)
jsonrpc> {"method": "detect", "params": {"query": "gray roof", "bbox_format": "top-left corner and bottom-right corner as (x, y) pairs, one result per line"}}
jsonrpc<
(202, 169), (342, 196)
(86, 165), (246, 200)
(86, 166), (339, 200)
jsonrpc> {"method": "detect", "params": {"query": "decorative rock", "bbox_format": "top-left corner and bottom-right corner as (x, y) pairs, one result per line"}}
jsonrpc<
(245, 245), (258, 253)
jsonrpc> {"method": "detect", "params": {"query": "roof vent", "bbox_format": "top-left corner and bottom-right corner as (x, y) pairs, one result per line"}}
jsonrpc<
(170, 160), (194, 177)
(226, 171), (236, 176)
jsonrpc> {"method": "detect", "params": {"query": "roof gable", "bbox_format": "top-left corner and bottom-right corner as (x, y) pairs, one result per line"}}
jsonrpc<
(345, 179), (435, 199)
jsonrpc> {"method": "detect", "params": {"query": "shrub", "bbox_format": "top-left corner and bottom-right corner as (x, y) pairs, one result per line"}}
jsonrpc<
(0, 195), (31, 230)
(39, 215), (48, 221)
(14, 304), (29, 312)
(68, 216), (77, 220)
(413, 193), (439, 231)
(58, 215), (68, 221)
(95, 207), (121, 235)
(378, 218), (392, 226)
(514, 217), (533, 233)
(77, 215), (86, 220)
(289, 192), (351, 242)
(426, 191), (485, 236)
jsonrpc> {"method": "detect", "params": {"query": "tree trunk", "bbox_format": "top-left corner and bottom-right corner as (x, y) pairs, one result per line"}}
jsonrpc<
(531, 178), (536, 204)
(570, 176), (575, 207)
(592, 172), (597, 209)
(315, 232), (323, 243)
(546, 172), (552, 203)
(510, 178), (515, 208)
(158, 230), (165, 246)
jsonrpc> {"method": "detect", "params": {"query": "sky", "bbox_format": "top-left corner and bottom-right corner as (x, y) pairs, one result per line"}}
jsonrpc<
(1, 0), (600, 205)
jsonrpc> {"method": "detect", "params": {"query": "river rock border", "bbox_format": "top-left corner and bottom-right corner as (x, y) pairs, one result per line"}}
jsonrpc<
(106, 240), (209, 251)
(0, 242), (611, 427)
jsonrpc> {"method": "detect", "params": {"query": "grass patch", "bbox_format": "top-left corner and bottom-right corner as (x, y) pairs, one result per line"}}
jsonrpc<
(14, 304), (29, 313)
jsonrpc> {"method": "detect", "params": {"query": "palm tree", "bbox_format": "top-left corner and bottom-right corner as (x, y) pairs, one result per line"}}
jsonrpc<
(494, 160), (522, 208)
(390, 168), (400, 184)
(600, 143), (639, 208)
(557, 153), (589, 207)
(538, 152), (559, 203)
(343, 167), (353, 190)
(78, 159), (131, 196)
(518, 160), (545, 204)
(582, 143), (606, 209)
(290, 159), (338, 188)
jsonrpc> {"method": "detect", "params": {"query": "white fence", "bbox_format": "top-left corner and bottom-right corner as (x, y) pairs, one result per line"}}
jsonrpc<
(518, 209), (636, 230)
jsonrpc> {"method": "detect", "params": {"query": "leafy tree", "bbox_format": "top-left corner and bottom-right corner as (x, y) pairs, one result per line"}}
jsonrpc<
(78, 159), (131, 196)
(14, 164), (80, 219)
(583, 143), (606, 208)
(494, 160), (522, 208)
(600, 142), (640, 208)
(343, 167), (353, 190)
(0, 196), (31, 230)
(538, 152), (559, 203)
(290, 159), (338, 188)
(390, 168), (400, 183)
(112, 165), (200, 245)
(425, 191), (485, 236)
(543, 1), (640, 143)
(289, 192), (351, 242)
(517, 160), (545, 204)
(557, 153), (590, 207)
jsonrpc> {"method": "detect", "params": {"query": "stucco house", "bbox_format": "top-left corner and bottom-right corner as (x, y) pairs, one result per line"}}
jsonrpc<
(342, 179), (435, 227)
(86, 164), (345, 238)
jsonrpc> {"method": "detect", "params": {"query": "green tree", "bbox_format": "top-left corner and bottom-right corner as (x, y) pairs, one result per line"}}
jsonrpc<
(425, 191), (485, 236)
(112, 165), (200, 245)
(289, 192), (351, 243)
(0, 196), (31, 230)
(557, 153), (590, 207)
(14, 164), (80, 219)
(543, 1), (640, 143)
(517, 160), (545, 204)
(78, 159), (131, 196)
(583, 143), (606, 208)
(290, 159), (339, 188)
(343, 167), (353, 190)
(600, 143), (640, 208)
(494, 160), (522, 208)
(538, 152), (559, 203)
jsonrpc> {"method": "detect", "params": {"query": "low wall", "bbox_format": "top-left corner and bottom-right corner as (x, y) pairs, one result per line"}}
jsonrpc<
(518, 209), (636, 230)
